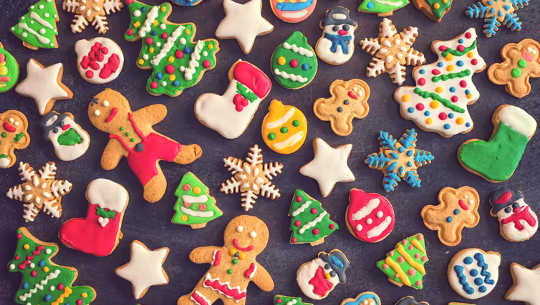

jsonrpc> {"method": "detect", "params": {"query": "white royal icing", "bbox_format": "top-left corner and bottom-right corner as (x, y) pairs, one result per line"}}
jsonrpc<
(296, 257), (340, 300)
(87, 178), (129, 212)
(283, 42), (314, 57)
(74, 37), (124, 84)
(138, 6), (159, 38)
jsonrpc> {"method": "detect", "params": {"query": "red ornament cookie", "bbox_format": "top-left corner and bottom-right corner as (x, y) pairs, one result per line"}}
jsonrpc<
(75, 37), (124, 84)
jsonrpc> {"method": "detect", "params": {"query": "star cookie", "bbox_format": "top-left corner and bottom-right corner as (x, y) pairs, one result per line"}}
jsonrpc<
(465, 0), (530, 38)
(505, 262), (540, 305)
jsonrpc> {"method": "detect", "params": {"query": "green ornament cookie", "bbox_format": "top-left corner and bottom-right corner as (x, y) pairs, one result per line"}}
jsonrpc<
(357, 0), (409, 16)
(0, 43), (19, 93)
(271, 31), (318, 89)
(11, 0), (59, 50)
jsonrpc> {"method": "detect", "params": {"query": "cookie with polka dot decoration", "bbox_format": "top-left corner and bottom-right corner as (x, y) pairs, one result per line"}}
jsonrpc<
(346, 189), (395, 243)
(11, 0), (59, 50)
(412, 0), (453, 22)
(262, 100), (307, 154)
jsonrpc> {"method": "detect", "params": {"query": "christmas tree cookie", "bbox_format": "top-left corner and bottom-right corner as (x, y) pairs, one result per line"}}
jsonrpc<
(274, 295), (313, 305)
(376, 233), (429, 290)
(11, 0), (59, 50)
(172, 171), (223, 229)
(289, 189), (339, 246)
(124, 0), (219, 97)
(358, 0), (408, 16)
(413, 0), (453, 21)
(0, 43), (19, 93)
(8, 227), (96, 305)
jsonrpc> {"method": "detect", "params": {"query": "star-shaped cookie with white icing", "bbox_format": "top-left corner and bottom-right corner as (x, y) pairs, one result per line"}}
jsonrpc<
(506, 262), (540, 305)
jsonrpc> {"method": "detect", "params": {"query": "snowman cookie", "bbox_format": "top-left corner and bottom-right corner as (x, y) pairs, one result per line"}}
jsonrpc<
(315, 6), (357, 65)
(41, 111), (90, 161)
(346, 189), (395, 243)
(489, 188), (538, 242)
(262, 100), (307, 154)
(0, 110), (30, 169)
(75, 37), (124, 84)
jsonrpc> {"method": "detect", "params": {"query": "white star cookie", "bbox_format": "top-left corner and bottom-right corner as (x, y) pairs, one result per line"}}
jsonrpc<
(115, 240), (170, 299)
(215, 0), (274, 54)
(15, 59), (72, 115)
(506, 262), (540, 305)
(300, 138), (355, 197)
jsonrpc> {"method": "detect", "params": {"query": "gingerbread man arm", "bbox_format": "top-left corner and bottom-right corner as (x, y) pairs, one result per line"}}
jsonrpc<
(133, 104), (168, 126)
(251, 262), (274, 292)
(189, 246), (222, 264)
(101, 139), (125, 170)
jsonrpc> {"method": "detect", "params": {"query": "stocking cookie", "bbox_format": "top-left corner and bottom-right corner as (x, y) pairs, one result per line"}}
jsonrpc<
(63, 0), (123, 34)
(41, 111), (90, 161)
(341, 291), (381, 305)
(421, 186), (480, 246)
(75, 37), (124, 84)
(488, 38), (540, 98)
(489, 188), (538, 242)
(177, 215), (275, 305)
(262, 100), (307, 154)
(447, 248), (501, 299)
(89, 88), (202, 203)
(11, 0), (59, 50)
(505, 262), (540, 305)
(7, 162), (72, 222)
(59, 178), (129, 256)
(357, 0), (408, 16)
(465, 0), (530, 38)
(0, 43), (19, 93)
(346, 189), (395, 243)
(195, 60), (271, 139)
(316, 7), (357, 65)
(314, 79), (370, 136)
(270, 0), (317, 23)
(458, 104), (536, 182)
(412, 0), (453, 21)
(0, 110), (30, 168)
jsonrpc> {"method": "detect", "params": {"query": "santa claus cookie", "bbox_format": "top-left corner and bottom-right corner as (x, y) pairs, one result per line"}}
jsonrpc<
(41, 111), (90, 161)
(177, 215), (274, 305)
(75, 37), (124, 84)
(316, 6), (357, 66)
(297, 249), (350, 300)
(59, 178), (129, 256)
(261, 100), (307, 154)
(489, 188), (538, 242)
(346, 189), (395, 243)
(0, 110), (30, 169)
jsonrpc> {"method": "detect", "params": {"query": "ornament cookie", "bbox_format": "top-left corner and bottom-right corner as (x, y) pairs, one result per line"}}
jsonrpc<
(376, 234), (428, 290)
(16, 59), (73, 116)
(297, 249), (350, 300)
(0, 110), (30, 169)
(262, 100), (307, 154)
(124, 0), (219, 97)
(314, 79), (370, 136)
(394, 28), (486, 138)
(75, 37), (124, 84)
(300, 138), (355, 197)
(172, 171), (223, 229)
(359, 18), (425, 85)
(489, 188), (538, 242)
(177, 215), (275, 305)
(89, 88), (203, 203)
(270, 0), (317, 23)
(457, 104), (536, 182)
(357, 0), (408, 16)
(275, 295), (313, 305)
(341, 291), (381, 305)
(289, 189), (339, 246)
(8, 227), (96, 305)
(41, 111), (90, 161)
(220, 144), (283, 211)
(271, 31), (318, 89)
(505, 262), (540, 305)
(421, 186), (480, 246)
(395, 296), (429, 305)
(63, 0), (123, 34)
(11, 0), (59, 50)
(0, 43), (19, 93)
(215, 0), (274, 54)
(447, 248), (501, 299)
(365, 129), (434, 192)
(171, 0), (204, 6)
(316, 7), (357, 65)
(346, 189), (395, 243)
(59, 178), (129, 256)
(195, 60), (271, 139)
(488, 38), (540, 98)
(465, 0), (530, 38)
(412, 0), (453, 21)
(116, 240), (170, 299)
(7, 162), (72, 222)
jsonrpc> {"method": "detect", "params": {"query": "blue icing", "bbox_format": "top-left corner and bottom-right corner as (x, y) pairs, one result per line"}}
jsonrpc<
(330, 255), (344, 268)
(464, 256), (473, 264)
(367, 1), (374, 9)
(343, 293), (380, 305)
(276, 0), (314, 11)
(470, 269), (478, 276)
(474, 252), (495, 285)
(454, 265), (475, 295)
(172, 0), (200, 6)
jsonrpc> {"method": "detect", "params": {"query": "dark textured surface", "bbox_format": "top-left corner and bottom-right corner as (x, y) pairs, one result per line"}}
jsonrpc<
(0, 0), (539, 304)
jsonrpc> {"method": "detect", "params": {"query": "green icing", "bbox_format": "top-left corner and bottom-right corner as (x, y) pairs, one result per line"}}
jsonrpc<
(459, 123), (529, 182)
(14, 133), (25, 143)
(0, 154), (8, 158)
(8, 227), (96, 305)
(172, 172), (223, 227)
(441, 40), (477, 57)
(431, 69), (471, 82)
(358, 0), (409, 14)
(271, 31), (317, 89)
(274, 295), (313, 305)
(289, 189), (339, 244)
(511, 67), (522, 78)
(413, 87), (465, 113)
(11, 0), (59, 49)
(125, 1), (219, 97)
(518, 59), (527, 68)
(236, 82), (258, 102)
(0, 45), (19, 93)
(426, 0), (452, 19)
(57, 128), (82, 146)
(96, 207), (118, 219)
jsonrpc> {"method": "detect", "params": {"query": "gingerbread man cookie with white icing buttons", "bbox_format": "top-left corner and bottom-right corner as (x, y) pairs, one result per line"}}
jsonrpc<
(0, 110), (30, 169)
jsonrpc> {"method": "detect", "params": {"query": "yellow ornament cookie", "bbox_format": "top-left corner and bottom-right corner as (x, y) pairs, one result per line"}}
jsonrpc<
(261, 100), (307, 154)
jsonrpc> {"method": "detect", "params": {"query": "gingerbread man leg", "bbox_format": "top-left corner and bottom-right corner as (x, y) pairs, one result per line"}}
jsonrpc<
(143, 172), (168, 203)
(178, 284), (219, 305)
(174, 144), (203, 165)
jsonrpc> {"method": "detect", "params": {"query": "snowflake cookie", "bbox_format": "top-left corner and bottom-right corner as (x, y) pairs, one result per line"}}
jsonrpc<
(63, 0), (123, 34)
(220, 144), (283, 211)
(465, 0), (530, 38)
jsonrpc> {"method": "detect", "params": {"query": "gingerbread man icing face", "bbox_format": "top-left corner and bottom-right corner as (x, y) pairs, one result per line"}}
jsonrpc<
(0, 110), (30, 168)
(224, 215), (270, 256)
(88, 90), (131, 133)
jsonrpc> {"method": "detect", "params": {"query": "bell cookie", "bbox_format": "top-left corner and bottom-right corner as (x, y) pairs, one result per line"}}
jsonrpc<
(341, 291), (381, 305)
(11, 0), (59, 50)
(505, 262), (540, 305)
(270, 0), (316, 23)
(489, 188), (538, 242)
(262, 99), (307, 154)
(412, 0), (453, 22)
(465, 0), (530, 38)
(0, 110), (30, 168)
(315, 6), (357, 65)
(0, 43), (19, 93)
(314, 79), (370, 136)
(346, 189), (395, 243)
(357, 0), (408, 16)
(41, 111), (90, 162)
(75, 37), (124, 84)
(395, 296), (429, 305)
(63, 0), (123, 34)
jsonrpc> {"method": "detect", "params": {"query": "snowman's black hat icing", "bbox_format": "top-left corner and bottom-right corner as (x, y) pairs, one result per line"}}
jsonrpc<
(319, 249), (350, 283)
(322, 6), (356, 26)
(41, 111), (70, 138)
(489, 188), (524, 213)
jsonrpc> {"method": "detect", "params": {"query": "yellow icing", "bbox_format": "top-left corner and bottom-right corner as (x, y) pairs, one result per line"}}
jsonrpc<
(385, 257), (411, 286)
(261, 100), (307, 154)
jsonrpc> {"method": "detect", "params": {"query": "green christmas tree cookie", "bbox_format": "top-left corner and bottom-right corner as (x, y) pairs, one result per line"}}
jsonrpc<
(124, 0), (219, 97)
(289, 189), (339, 246)
(8, 227), (96, 305)
(357, 0), (409, 16)
(0, 43), (19, 93)
(172, 172), (223, 229)
(274, 295), (313, 305)
(271, 31), (318, 90)
(11, 0), (59, 50)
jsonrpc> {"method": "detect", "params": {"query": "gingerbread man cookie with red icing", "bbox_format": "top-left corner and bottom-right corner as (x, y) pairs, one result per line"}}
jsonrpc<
(0, 110), (30, 169)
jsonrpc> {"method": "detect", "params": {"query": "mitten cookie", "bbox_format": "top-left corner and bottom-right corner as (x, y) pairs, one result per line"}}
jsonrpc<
(0, 110), (30, 168)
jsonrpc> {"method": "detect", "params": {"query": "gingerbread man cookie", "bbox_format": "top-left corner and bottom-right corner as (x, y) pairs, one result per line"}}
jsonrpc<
(89, 88), (202, 203)
(421, 186), (480, 246)
(0, 110), (30, 169)
(177, 215), (274, 305)
(314, 79), (370, 136)
(488, 38), (540, 98)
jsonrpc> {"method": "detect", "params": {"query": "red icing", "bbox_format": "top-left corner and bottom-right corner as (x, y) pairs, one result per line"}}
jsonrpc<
(80, 41), (121, 80)
(457, 45), (464, 52)
(233, 238), (253, 252)
(85, 70), (94, 78)
(203, 278), (247, 300)
(212, 250), (222, 266)
(432, 69), (441, 75)
(459, 80), (467, 88)
(244, 262), (256, 278)
(233, 94), (248, 112)
(165, 65), (175, 74)
(0, 76), (10, 82)
(311, 208), (317, 214)
(495, 191), (512, 204)
(308, 266), (333, 297)
(99, 54), (120, 79)
(346, 189), (395, 243)
(458, 199), (470, 210)
(313, 228), (319, 235)
(175, 50), (184, 59)
(418, 78), (426, 86)
(146, 37), (153, 45)
(438, 45), (448, 51)
(161, 33), (168, 39)
(465, 32), (472, 39)
(151, 81), (158, 89)
(192, 291), (210, 305)
(416, 103), (424, 111)
(203, 60), (211, 68)
(501, 205), (537, 231)
(3, 122), (16, 132)
(439, 112), (447, 120)
(348, 91), (358, 99)
(294, 220), (301, 226)
(451, 95), (458, 102)
(471, 59), (478, 65)
(105, 107), (118, 123)
(127, 29), (133, 36)
(290, 59), (298, 68)
(329, 223), (335, 229)
(523, 50), (534, 62)
(233, 61), (271, 98)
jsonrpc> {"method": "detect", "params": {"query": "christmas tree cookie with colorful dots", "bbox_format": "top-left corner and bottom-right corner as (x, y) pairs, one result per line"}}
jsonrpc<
(357, 0), (408, 16)
(124, 0), (219, 97)
(11, 0), (59, 50)
(274, 295), (313, 305)
(0, 43), (19, 93)
(465, 0), (530, 38)
(394, 28), (486, 138)
(376, 233), (429, 290)
(8, 227), (96, 305)
(289, 189), (339, 246)
(172, 172), (223, 229)
(413, 0), (453, 21)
